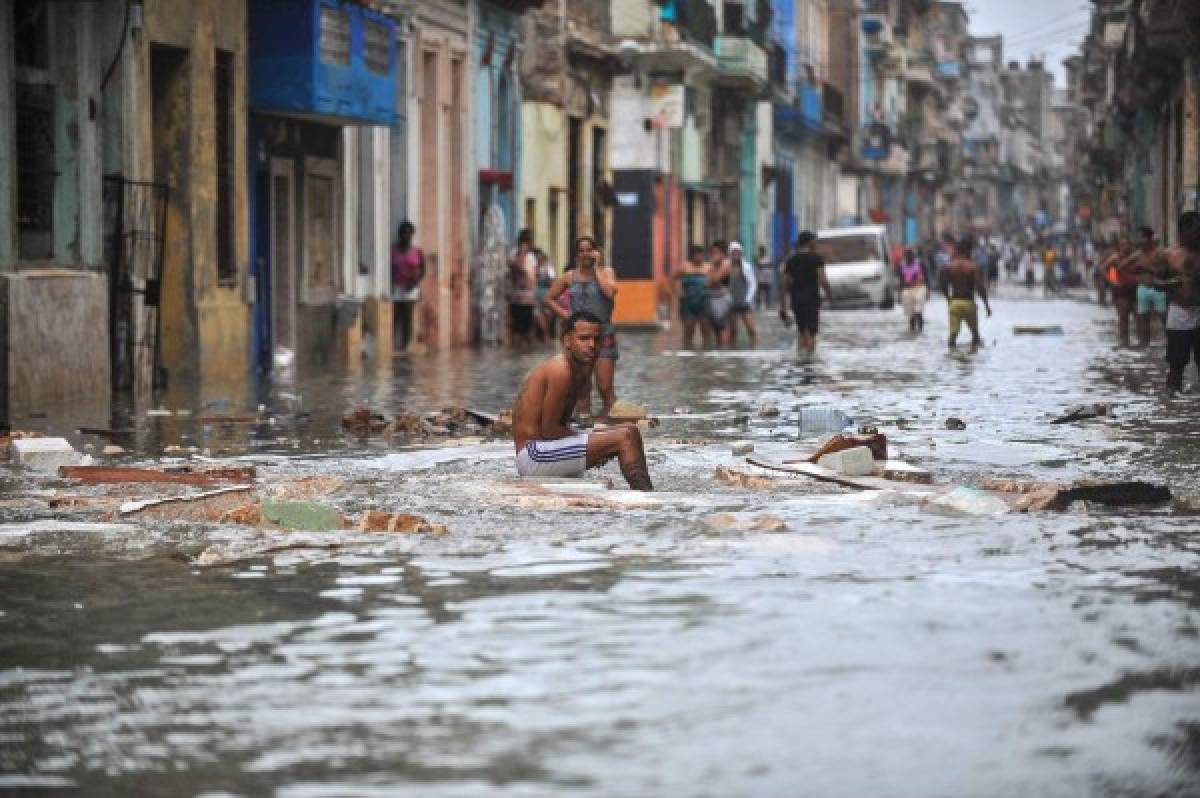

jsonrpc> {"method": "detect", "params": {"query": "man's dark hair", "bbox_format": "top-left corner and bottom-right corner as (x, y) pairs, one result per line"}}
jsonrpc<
(1138, 226), (1156, 240)
(574, 235), (596, 252)
(563, 310), (604, 335)
(689, 244), (705, 258)
(795, 231), (817, 248)
(517, 228), (533, 246)
(710, 239), (728, 253)
(397, 221), (415, 240)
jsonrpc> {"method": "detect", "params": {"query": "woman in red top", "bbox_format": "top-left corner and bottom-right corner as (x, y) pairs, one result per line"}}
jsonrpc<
(391, 222), (425, 352)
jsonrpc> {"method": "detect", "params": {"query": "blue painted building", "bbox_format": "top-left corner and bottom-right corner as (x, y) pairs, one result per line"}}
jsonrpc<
(472, 0), (542, 344)
(473, 0), (529, 242)
(246, 0), (398, 373)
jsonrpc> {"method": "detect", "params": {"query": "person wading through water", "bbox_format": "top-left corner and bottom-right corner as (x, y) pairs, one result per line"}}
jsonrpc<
(941, 237), (992, 351)
(1105, 236), (1137, 347)
(727, 241), (758, 347)
(544, 236), (619, 417)
(1153, 212), (1200, 394)
(390, 221), (426, 352)
(676, 244), (714, 349)
(898, 247), (928, 333)
(508, 229), (538, 350)
(779, 232), (832, 356)
(512, 311), (653, 490)
(706, 241), (733, 347)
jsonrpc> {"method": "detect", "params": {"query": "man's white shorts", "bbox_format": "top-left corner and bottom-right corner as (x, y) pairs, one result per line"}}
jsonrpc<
(515, 433), (589, 478)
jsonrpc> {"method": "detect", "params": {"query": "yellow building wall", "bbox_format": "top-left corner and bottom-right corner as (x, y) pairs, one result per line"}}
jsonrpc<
(520, 103), (570, 268)
(140, 0), (250, 399)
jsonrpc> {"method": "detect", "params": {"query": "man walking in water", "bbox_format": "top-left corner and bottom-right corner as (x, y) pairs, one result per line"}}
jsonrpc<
(779, 231), (832, 355)
(1155, 212), (1200, 394)
(941, 237), (992, 351)
(512, 311), (653, 490)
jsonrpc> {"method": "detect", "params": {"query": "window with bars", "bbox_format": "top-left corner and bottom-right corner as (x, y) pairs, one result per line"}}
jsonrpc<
(215, 49), (236, 283)
(15, 82), (55, 260)
(319, 7), (351, 66)
(364, 18), (391, 75)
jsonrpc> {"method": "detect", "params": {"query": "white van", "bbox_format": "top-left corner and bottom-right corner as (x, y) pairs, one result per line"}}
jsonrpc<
(813, 225), (896, 309)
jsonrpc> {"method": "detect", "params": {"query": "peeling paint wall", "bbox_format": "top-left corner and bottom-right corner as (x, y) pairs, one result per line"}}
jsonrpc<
(140, 0), (251, 395)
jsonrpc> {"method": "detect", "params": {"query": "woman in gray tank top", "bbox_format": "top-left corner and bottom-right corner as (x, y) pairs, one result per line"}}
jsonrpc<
(543, 236), (620, 416)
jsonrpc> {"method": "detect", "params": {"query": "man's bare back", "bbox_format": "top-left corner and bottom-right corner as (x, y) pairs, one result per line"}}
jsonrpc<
(943, 257), (981, 301)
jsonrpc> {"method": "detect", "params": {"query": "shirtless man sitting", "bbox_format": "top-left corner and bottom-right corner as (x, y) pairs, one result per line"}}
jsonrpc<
(512, 311), (654, 490)
(940, 237), (992, 351)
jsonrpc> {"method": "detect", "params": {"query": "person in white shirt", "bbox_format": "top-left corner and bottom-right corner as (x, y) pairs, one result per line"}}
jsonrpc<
(727, 241), (758, 347)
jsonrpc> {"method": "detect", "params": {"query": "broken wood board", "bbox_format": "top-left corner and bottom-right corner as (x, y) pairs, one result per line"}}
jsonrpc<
(119, 485), (257, 522)
(59, 465), (257, 486)
(484, 478), (722, 511)
(748, 457), (940, 493)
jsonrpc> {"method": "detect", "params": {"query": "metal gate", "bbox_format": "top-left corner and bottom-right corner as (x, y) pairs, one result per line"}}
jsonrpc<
(102, 176), (168, 398)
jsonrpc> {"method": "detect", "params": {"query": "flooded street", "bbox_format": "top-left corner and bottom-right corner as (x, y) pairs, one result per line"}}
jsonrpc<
(2, 293), (1199, 797)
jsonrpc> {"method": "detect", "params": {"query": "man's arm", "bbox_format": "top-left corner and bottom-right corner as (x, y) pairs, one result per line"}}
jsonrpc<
(818, 264), (833, 302)
(538, 363), (577, 440)
(941, 267), (951, 301)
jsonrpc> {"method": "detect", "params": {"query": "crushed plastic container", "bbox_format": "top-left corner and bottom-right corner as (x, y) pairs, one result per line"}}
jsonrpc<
(798, 406), (855, 436)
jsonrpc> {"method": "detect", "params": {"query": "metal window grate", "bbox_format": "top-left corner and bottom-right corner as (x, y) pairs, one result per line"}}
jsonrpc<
(215, 49), (236, 282)
(364, 18), (390, 75)
(15, 82), (55, 259)
(319, 7), (351, 66)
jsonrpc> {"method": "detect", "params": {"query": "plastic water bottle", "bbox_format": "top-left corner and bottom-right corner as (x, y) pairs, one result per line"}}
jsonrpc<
(797, 406), (855, 436)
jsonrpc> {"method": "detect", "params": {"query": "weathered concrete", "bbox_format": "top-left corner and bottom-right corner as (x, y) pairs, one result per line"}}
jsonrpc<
(0, 270), (110, 424)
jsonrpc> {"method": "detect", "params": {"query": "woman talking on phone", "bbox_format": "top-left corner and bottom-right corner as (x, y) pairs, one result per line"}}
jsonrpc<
(544, 236), (620, 417)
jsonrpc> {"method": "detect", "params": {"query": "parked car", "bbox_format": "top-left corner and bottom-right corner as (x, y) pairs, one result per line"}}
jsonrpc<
(814, 225), (896, 309)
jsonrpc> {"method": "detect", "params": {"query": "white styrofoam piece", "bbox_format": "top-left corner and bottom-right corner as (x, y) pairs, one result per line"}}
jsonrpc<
(9, 438), (82, 473)
(816, 446), (876, 477)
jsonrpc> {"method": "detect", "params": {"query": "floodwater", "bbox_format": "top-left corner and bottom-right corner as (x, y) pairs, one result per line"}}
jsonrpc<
(2, 291), (1199, 796)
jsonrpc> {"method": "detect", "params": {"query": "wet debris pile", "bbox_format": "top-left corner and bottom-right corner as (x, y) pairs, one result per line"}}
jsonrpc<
(342, 405), (513, 440)
(1050, 403), (1114, 425)
(981, 478), (1172, 513)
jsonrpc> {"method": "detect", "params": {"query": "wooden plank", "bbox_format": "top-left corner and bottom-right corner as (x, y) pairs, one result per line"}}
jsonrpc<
(746, 457), (941, 494)
(59, 465), (257, 486)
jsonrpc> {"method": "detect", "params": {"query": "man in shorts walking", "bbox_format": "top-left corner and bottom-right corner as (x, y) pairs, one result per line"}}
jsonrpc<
(512, 311), (653, 490)
(779, 232), (832, 355)
(941, 237), (992, 351)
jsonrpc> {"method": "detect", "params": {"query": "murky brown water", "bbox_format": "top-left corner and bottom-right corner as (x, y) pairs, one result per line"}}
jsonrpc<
(2, 292), (1198, 796)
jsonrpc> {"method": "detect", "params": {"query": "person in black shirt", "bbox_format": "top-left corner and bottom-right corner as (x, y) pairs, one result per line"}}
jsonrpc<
(779, 231), (832, 354)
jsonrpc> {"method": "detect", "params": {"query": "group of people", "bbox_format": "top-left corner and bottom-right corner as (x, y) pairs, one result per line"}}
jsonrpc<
(674, 240), (759, 349)
(1100, 213), (1200, 393)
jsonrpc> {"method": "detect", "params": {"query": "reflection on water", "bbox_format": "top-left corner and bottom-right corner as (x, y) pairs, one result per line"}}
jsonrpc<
(1, 296), (1199, 796)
